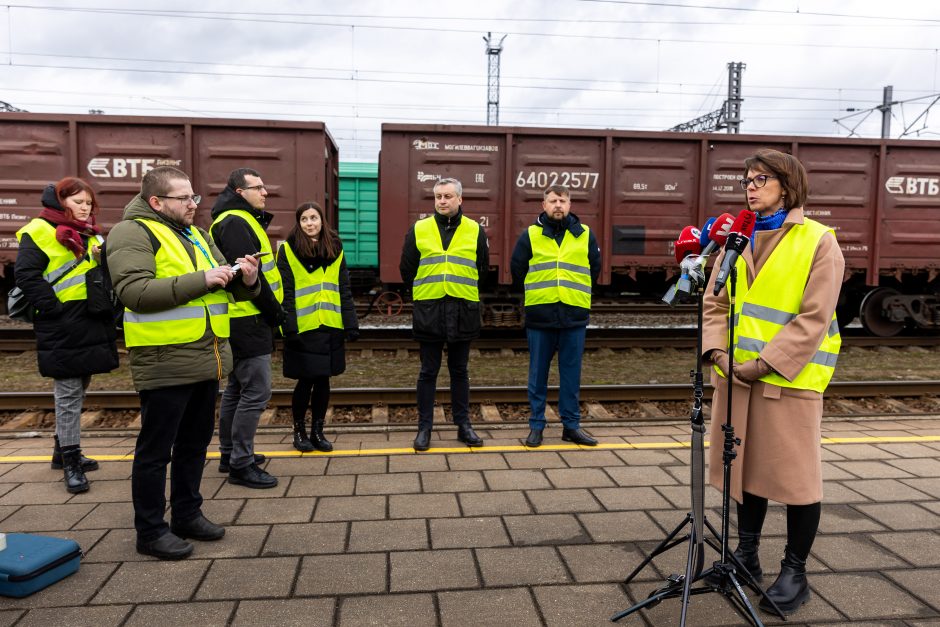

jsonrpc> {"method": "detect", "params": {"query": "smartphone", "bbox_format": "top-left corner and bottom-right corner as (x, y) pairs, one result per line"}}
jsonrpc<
(231, 252), (270, 273)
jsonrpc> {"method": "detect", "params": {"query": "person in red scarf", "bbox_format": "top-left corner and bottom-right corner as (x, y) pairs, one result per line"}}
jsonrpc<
(13, 177), (119, 494)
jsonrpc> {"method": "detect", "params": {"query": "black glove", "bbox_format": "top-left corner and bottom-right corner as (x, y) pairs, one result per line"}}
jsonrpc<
(345, 329), (360, 342)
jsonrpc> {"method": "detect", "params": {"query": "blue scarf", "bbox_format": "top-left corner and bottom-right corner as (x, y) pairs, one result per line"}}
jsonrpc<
(751, 208), (788, 249)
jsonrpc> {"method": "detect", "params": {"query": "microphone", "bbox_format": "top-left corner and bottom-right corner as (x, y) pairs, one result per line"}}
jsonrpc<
(700, 213), (735, 257)
(674, 225), (702, 264)
(712, 209), (757, 295)
(663, 226), (704, 306)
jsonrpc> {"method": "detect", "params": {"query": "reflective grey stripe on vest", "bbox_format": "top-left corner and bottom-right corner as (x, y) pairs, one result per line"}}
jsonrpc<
(297, 301), (342, 317)
(525, 280), (558, 292)
(557, 261), (590, 275)
(413, 274), (478, 288)
(828, 319), (840, 338)
(418, 255), (446, 266)
(741, 302), (796, 326)
(418, 254), (475, 269)
(296, 282), (339, 298)
(207, 303), (229, 315)
(261, 260), (276, 273)
(52, 274), (86, 294)
(268, 281), (281, 293)
(529, 261), (557, 273)
(124, 302), (228, 324)
(45, 260), (78, 283)
(737, 335), (838, 369)
(558, 280), (592, 294)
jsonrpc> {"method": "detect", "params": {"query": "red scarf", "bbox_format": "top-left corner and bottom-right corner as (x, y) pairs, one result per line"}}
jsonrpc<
(38, 208), (101, 259)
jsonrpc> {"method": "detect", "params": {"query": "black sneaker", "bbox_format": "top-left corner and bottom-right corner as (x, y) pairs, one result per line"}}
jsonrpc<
(218, 453), (266, 473)
(137, 532), (194, 560)
(228, 463), (279, 489)
(170, 514), (225, 541)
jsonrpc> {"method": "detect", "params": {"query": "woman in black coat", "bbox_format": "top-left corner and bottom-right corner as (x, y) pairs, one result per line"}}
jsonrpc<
(13, 178), (119, 493)
(277, 202), (358, 452)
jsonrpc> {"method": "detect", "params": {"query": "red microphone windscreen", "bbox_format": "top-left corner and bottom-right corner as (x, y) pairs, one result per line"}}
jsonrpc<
(709, 213), (735, 246)
(731, 209), (757, 238)
(674, 225), (702, 263)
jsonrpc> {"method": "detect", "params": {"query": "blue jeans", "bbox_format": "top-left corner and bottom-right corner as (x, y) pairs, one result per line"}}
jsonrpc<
(526, 326), (586, 431)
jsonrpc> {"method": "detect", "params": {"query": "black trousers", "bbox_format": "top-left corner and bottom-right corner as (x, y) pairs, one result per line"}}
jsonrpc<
(417, 340), (471, 430)
(133, 379), (218, 542)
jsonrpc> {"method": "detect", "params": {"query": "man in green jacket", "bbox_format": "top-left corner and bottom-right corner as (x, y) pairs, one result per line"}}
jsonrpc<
(107, 166), (260, 560)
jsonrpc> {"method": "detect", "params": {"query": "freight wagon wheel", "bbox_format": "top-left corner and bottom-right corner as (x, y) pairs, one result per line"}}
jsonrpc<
(375, 291), (404, 316)
(859, 287), (905, 337)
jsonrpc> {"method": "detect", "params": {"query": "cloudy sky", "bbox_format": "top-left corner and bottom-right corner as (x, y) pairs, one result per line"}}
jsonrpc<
(1, 0), (938, 159)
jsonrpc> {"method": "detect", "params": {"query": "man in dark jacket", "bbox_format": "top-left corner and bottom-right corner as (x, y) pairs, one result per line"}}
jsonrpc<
(209, 168), (283, 490)
(399, 178), (489, 451)
(510, 185), (601, 448)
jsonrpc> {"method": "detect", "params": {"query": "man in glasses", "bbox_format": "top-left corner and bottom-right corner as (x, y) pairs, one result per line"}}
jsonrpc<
(209, 168), (284, 489)
(107, 166), (261, 560)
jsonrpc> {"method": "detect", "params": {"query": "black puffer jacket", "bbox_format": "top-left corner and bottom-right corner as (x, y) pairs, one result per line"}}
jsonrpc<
(510, 211), (601, 329)
(277, 235), (359, 379)
(399, 208), (489, 343)
(209, 187), (284, 359)
(14, 187), (118, 379)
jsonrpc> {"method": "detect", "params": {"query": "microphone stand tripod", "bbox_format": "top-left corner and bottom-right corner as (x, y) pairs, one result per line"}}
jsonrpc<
(610, 266), (784, 626)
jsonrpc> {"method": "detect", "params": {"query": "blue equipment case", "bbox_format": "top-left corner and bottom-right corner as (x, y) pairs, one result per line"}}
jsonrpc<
(0, 533), (82, 597)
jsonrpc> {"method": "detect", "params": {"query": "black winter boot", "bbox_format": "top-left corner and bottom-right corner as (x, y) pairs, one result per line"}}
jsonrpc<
(705, 529), (762, 586)
(51, 435), (99, 471)
(310, 419), (333, 452)
(293, 420), (315, 452)
(61, 446), (89, 494)
(759, 546), (810, 614)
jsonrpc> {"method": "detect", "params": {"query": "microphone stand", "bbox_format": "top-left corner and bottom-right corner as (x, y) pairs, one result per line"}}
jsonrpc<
(611, 265), (784, 625)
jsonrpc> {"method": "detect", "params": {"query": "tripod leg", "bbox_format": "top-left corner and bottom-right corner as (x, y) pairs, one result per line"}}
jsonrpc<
(623, 513), (692, 584)
(725, 571), (765, 626)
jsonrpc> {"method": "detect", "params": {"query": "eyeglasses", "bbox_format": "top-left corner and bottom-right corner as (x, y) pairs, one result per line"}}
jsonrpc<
(739, 175), (777, 190)
(157, 194), (201, 205)
(240, 185), (266, 192)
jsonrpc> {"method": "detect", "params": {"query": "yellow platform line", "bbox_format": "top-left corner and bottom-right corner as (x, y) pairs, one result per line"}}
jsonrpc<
(1, 434), (938, 464)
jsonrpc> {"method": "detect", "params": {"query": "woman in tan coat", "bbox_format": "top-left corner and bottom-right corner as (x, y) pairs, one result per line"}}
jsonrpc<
(702, 149), (844, 615)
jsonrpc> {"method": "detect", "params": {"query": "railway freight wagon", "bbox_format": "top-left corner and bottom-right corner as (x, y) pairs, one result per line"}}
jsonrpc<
(379, 124), (940, 335)
(0, 113), (339, 299)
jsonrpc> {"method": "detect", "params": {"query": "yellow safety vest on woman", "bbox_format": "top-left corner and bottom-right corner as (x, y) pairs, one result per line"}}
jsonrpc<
(210, 209), (283, 318)
(15, 219), (103, 303)
(716, 218), (841, 393)
(278, 241), (344, 332)
(412, 216), (480, 302)
(524, 224), (592, 309)
(123, 219), (231, 347)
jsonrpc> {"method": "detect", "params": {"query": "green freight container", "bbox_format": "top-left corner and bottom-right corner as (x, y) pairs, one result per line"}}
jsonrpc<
(338, 161), (379, 268)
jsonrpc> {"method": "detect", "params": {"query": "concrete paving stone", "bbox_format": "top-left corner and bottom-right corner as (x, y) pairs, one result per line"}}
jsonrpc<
(923, 501), (940, 516)
(237, 497), (315, 524)
(338, 593), (434, 627)
(832, 443), (899, 461)
(213, 478), (288, 499)
(559, 450), (624, 467)
(526, 488), (603, 513)
(544, 467), (616, 489)
(326, 456), (388, 475)
(535, 583), (633, 627)
(662, 465), (692, 485)
(124, 601), (235, 627)
(559, 543), (647, 583)
(819, 446), (848, 461)
(811, 534), (907, 571)
(876, 442), (940, 458)
(76, 461), (134, 481)
(504, 513), (591, 546)
(196, 556), (299, 600)
(483, 469), (552, 491)
(0, 481), (72, 505)
(93, 559), (210, 603)
(821, 461), (858, 481)
(831, 461), (916, 479)
(458, 490), (532, 516)
(0, 611), (21, 627)
(0, 505), (18, 524)
(199, 497), (244, 525)
(263, 457), (329, 476)
(313, 495), (386, 521)
(180, 524), (270, 559)
(812, 572), (932, 620)
(430, 516), (511, 549)
(66, 479), (132, 503)
(870, 531), (940, 567)
(900, 477), (940, 499)
(295, 553), (387, 595)
(439, 587), (540, 627)
(333, 431), (391, 442)
(821, 481), (872, 504)
(389, 493), (460, 519)
(390, 549), (479, 592)
(71, 501), (134, 529)
(15, 605), (132, 627)
(262, 521), (347, 556)
(82, 528), (147, 563)
(655, 484), (723, 510)
(0, 503), (95, 531)
(906, 621), (940, 627)
(233, 598), (335, 627)
(579, 511), (666, 542)
(0, 562), (117, 610)
(388, 454), (448, 473)
(667, 449), (692, 464)
(592, 486), (673, 511)
(842, 478), (935, 502)
(854, 502), (940, 531)
(884, 568), (940, 611)
(887, 457), (940, 477)
(348, 518), (428, 552)
(476, 546), (570, 586)
(286, 474), (356, 497)
(51, 528), (108, 554)
(503, 451), (568, 469)
(582, 426), (640, 436)
(420, 470), (485, 493)
(356, 472), (421, 495)
(817, 504), (888, 534)
(445, 453), (509, 470)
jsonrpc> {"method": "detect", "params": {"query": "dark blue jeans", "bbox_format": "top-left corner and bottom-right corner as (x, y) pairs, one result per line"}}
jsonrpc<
(526, 326), (586, 431)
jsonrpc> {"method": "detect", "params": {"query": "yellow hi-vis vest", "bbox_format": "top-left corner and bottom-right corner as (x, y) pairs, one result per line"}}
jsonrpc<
(123, 219), (231, 347)
(412, 215), (480, 302)
(15, 219), (103, 303)
(278, 241), (344, 332)
(210, 209), (283, 318)
(524, 224), (592, 309)
(715, 218), (841, 393)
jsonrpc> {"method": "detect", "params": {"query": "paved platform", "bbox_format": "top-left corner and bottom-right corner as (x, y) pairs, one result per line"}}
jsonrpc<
(0, 417), (938, 626)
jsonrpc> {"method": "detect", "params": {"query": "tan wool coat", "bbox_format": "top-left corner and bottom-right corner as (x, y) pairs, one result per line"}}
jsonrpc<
(703, 208), (845, 505)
